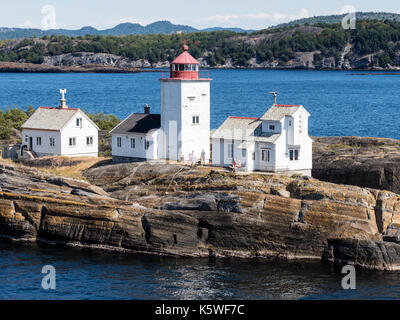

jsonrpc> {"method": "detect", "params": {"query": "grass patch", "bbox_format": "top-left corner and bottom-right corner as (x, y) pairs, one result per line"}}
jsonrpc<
(36, 156), (109, 181)
(328, 143), (353, 150)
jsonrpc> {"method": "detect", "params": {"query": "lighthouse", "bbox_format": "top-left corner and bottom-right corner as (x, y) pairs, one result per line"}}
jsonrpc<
(159, 45), (211, 162)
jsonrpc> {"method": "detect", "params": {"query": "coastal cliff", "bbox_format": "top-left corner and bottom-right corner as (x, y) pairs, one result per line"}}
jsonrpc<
(1, 158), (400, 270)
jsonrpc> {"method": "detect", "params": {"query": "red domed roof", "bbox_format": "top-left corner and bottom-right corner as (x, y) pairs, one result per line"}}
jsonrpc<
(171, 45), (199, 65)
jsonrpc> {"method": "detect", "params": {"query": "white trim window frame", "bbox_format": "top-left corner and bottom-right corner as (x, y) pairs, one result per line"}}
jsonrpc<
(192, 115), (200, 125)
(36, 136), (42, 146)
(49, 137), (55, 147)
(69, 137), (77, 147)
(261, 149), (270, 162)
(130, 138), (136, 149)
(289, 149), (300, 161)
(76, 117), (83, 128)
(144, 139), (150, 150)
(117, 136), (122, 148)
(86, 136), (93, 146)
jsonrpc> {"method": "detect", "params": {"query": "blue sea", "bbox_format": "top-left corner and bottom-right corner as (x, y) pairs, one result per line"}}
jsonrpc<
(1, 69), (400, 138)
(1, 69), (400, 300)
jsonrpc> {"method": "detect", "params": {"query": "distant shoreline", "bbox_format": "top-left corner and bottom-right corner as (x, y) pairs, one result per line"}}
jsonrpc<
(0, 62), (141, 73)
(1, 62), (400, 74)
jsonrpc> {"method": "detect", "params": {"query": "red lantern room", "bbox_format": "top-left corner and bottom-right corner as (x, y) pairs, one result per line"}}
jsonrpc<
(169, 45), (201, 80)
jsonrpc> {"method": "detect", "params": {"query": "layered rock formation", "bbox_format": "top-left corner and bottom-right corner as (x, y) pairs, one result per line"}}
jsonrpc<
(2, 159), (400, 270)
(313, 136), (400, 193)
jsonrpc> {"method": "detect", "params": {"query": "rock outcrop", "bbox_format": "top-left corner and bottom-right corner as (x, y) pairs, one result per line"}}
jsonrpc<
(2, 159), (400, 270)
(313, 136), (400, 194)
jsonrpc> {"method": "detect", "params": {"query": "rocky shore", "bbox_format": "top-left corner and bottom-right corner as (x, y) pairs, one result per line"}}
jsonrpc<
(1, 153), (400, 271)
(3, 51), (400, 72)
(313, 136), (400, 193)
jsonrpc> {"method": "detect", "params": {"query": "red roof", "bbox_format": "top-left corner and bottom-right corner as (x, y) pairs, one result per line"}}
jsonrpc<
(171, 46), (199, 65)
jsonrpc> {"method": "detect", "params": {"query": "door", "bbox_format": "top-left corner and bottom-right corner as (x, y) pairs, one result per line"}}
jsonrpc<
(29, 137), (33, 151)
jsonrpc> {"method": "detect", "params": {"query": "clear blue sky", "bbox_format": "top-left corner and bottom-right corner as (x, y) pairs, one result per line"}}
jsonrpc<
(2, 0), (399, 30)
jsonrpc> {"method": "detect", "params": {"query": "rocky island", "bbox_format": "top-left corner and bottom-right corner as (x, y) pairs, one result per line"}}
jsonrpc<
(2, 137), (400, 271)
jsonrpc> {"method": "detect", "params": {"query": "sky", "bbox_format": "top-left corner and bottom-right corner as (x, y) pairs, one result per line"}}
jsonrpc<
(1, 0), (399, 30)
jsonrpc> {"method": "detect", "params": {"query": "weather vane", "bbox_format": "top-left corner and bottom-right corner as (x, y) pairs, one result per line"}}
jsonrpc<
(269, 91), (279, 105)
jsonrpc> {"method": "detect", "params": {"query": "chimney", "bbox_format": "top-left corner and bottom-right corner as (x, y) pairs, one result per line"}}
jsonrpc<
(59, 89), (68, 109)
(144, 104), (150, 114)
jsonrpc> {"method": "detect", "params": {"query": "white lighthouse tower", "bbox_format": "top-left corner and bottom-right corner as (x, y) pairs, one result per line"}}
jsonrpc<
(159, 44), (211, 162)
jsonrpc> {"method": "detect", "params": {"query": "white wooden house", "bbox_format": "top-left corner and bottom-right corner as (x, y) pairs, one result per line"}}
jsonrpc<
(21, 90), (99, 158)
(110, 105), (161, 162)
(211, 104), (313, 176)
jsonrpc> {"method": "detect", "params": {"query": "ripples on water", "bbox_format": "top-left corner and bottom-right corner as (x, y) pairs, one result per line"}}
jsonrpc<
(1, 243), (400, 300)
(1, 70), (400, 138)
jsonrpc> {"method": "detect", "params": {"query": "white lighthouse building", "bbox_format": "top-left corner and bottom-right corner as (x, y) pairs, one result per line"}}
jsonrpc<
(111, 45), (211, 163)
(160, 44), (211, 162)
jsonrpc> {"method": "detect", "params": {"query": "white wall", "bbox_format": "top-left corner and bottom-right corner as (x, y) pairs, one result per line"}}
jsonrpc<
(160, 80), (181, 160)
(273, 107), (312, 173)
(21, 129), (61, 156)
(254, 143), (275, 171)
(160, 79), (211, 162)
(181, 81), (211, 162)
(112, 130), (159, 160)
(60, 110), (98, 157)
(211, 138), (221, 166)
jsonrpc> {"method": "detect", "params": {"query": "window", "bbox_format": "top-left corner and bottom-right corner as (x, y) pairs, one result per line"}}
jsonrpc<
(36, 137), (42, 146)
(262, 149), (270, 162)
(289, 120), (292, 126)
(117, 137), (122, 148)
(76, 118), (82, 127)
(227, 143), (233, 159)
(130, 138), (136, 149)
(49, 137), (55, 147)
(192, 115), (200, 124)
(289, 149), (300, 161)
(252, 152), (255, 161)
(242, 148), (246, 157)
(269, 125), (275, 131)
(86, 136), (93, 146)
(144, 139), (150, 150)
(69, 137), (76, 147)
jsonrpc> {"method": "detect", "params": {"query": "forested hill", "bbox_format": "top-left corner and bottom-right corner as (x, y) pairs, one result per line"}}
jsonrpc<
(276, 12), (400, 28)
(1, 19), (400, 70)
(0, 21), (251, 40)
